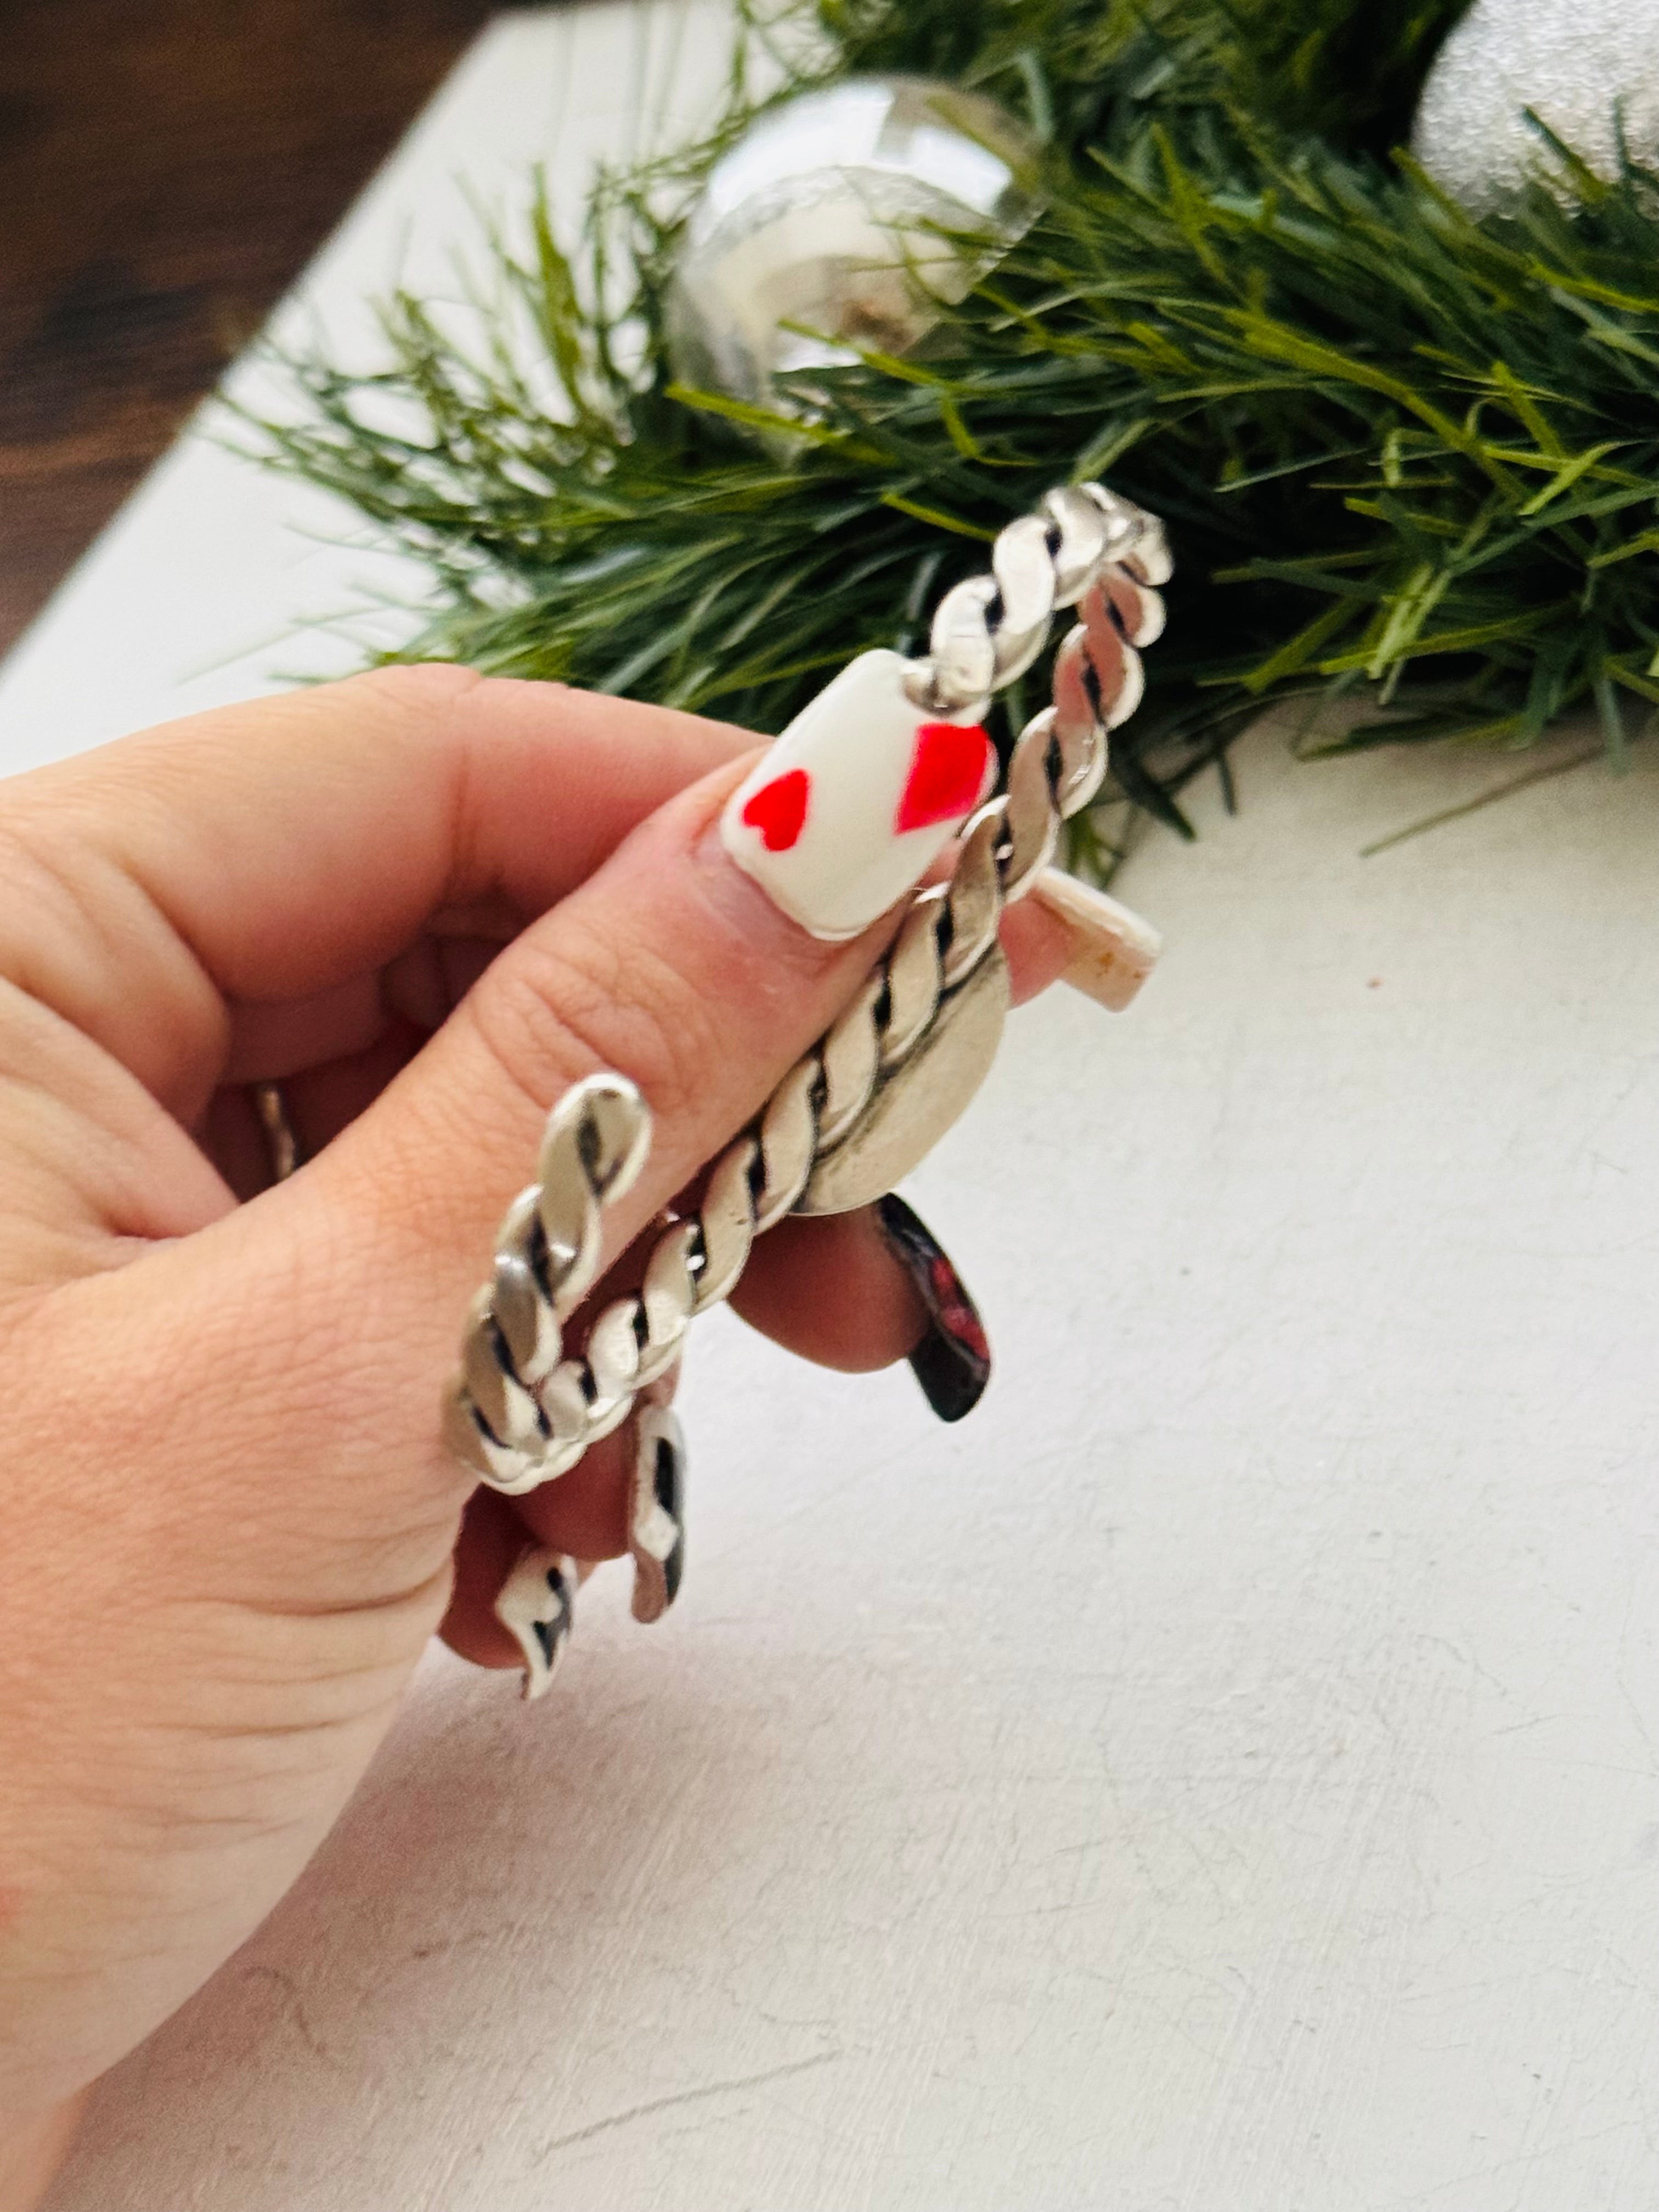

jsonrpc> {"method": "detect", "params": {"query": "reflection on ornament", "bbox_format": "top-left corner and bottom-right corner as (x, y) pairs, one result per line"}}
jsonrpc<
(667, 75), (1038, 414)
(1412, 0), (1659, 213)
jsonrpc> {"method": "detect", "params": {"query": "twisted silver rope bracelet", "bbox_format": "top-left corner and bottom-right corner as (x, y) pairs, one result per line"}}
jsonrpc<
(444, 480), (1171, 1497)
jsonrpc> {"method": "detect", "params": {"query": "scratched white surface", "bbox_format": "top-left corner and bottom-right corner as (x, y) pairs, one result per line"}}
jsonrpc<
(9, 7), (1659, 2208)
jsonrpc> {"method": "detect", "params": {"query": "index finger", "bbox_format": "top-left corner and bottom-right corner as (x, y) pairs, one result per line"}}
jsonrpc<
(0, 667), (752, 1122)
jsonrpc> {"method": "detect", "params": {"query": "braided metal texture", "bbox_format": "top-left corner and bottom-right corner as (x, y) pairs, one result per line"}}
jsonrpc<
(445, 482), (1171, 1497)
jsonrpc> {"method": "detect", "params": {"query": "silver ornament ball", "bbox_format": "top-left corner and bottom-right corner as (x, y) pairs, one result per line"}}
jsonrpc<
(668, 75), (1039, 413)
(1413, 0), (1659, 213)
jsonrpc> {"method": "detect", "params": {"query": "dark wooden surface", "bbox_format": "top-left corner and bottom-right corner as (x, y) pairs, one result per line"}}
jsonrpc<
(0, 0), (511, 657)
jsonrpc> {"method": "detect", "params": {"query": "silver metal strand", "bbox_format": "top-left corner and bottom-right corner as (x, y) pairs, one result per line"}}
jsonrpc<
(446, 482), (1170, 1496)
(251, 1082), (302, 1183)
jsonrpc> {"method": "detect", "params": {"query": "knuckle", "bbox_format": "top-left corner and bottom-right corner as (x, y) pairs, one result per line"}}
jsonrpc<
(468, 912), (718, 1137)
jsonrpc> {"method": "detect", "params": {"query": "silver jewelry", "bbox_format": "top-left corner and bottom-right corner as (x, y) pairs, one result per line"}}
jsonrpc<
(442, 1073), (653, 1491)
(494, 1546), (579, 1701)
(628, 1405), (687, 1625)
(250, 1082), (302, 1183)
(445, 481), (1169, 1500)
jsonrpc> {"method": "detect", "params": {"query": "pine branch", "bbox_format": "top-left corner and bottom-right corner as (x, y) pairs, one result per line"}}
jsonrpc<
(245, 0), (1659, 861)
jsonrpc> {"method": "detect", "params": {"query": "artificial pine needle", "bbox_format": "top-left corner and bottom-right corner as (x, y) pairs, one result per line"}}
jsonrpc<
(243, 0), (1659, 862)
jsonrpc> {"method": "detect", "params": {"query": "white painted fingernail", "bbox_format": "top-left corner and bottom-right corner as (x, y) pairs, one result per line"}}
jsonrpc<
(494, 1545), (578, 1701)
(1029, 867), (1163, 1012)
(720, 649), (996, 941)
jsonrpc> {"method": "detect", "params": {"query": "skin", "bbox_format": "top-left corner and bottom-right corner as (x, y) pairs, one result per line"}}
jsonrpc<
(0, 667), (1074, 2205)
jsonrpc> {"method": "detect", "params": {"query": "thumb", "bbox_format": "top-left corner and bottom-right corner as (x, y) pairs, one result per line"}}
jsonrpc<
(193, 653), (989, 1536)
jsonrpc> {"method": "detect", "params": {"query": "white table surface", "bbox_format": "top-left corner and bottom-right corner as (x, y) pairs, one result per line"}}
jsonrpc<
(10, 8), (1659, 2208)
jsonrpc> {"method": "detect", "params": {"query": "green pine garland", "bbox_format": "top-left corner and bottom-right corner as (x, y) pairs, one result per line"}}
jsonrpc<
(255, 0), (1659, 856)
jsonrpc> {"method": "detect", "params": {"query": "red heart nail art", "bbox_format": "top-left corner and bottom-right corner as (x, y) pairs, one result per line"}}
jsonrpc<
(895, 722), (993, 836)
(741, 767), (810, 852)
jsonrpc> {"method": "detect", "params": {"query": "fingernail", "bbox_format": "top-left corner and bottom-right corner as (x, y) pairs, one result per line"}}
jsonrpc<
(629, 1405), (687, 1626)
(721, 649), (996, 941)
(495, 1545), (578, 1701)
(1028, 867), (1163, 1012)
(875, 1193), (991, 1423)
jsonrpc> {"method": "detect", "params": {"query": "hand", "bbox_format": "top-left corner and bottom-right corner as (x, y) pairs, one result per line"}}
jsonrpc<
(0, 667), (1077, 2198)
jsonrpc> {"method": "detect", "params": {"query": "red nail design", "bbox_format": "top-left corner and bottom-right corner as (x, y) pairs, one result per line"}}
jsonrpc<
(741, 768), (811, 852)
(894, 722), (994, 836)
(874, 1192), (991, 1424)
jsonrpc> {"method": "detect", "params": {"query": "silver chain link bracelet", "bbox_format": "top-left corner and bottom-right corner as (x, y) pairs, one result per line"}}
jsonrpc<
(445, 480), (1171, 1501)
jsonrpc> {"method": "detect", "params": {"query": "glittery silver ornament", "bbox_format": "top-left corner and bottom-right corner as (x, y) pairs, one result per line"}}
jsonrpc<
(1412, 0), (1659, 213)
(667, 76), (1038, 414)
